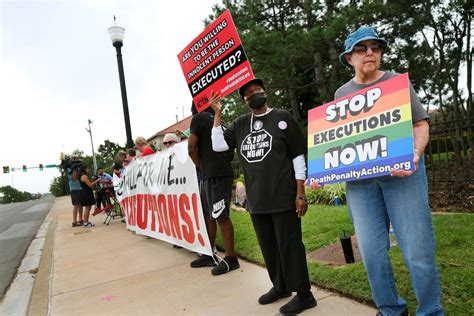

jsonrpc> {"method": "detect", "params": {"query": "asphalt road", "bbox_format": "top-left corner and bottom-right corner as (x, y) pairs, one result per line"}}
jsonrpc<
(0, 197), (54, 299)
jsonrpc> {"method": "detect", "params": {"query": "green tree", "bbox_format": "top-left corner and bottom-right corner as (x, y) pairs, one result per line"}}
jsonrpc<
(98, 139), (124, 166)
(49, 175), (68, 197)
(417, 0), (473, 160)
(0, 186), (34, 203)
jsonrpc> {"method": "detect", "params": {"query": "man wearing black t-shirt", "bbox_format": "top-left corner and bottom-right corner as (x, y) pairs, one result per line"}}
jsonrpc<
(210, 79), (317, 315)
(188, 103), (240, 276)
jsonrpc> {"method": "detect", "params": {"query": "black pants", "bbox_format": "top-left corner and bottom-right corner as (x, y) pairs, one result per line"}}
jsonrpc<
(250, 211), (311, 293)
(96, 188), (111, 208)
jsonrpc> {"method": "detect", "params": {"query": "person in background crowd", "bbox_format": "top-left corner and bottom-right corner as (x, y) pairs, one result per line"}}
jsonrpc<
(79, 165), (100, 228)
(234, 180), (246, 208)
(210, 79), (317, 315)
(117, 150), (126, 164)
(126, 148), (137, 163)
(333, 26), (443, 316)
(117, 150), (128, 171)
(163, 133), (180, 149)
(67, 165), (83, 227)
(111, 162), (126, 222)
(134, 136), (155, 157)
(188, 102), (240, 276)
(92, 167), (114, 215)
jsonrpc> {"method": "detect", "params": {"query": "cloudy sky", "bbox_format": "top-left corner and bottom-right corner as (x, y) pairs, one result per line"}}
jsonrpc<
(0, 0), (221, 193)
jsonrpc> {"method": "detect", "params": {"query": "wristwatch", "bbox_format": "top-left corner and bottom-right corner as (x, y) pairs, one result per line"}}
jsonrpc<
(296, 196), (308, 202)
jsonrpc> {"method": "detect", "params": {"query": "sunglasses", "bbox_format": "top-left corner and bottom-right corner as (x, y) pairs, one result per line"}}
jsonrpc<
(163, 141), (176, 145)
(352, 43), (383, 54)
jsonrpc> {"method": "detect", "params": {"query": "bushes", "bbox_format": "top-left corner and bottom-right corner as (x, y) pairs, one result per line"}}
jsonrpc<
(306, 183), (346, 205)
(234, 172), (347, 206)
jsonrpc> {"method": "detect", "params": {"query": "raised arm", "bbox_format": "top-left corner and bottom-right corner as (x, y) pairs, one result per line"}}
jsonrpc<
(81, 175), (100, 188)
(209, 91), (230, 152)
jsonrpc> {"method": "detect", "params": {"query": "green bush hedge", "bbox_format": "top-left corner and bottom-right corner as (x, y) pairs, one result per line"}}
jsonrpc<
(306, 183), (346, 205)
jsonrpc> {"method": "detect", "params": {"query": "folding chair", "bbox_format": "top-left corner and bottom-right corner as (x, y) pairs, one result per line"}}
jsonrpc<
(103, 188), (123, 225)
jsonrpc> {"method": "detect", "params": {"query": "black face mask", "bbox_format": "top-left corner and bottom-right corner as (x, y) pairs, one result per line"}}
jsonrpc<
(247, 92), (267, 109)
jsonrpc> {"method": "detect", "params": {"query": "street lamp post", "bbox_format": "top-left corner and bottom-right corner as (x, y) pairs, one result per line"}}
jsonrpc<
(85, 119), (98, 174)
(108, 18), (133, 149)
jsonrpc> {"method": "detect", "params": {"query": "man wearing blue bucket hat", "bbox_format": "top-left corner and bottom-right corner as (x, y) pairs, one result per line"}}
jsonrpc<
(335, 27), (444, 316)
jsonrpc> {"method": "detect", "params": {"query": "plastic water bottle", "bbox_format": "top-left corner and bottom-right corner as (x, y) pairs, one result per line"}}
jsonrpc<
(389, 226), (397, 247)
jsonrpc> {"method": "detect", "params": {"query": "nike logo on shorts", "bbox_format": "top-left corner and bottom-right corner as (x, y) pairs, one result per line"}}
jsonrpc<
(212, 199), (226, 219)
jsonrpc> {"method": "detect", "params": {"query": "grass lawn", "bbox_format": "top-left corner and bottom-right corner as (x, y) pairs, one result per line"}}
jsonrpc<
(215, 205), (474, 315)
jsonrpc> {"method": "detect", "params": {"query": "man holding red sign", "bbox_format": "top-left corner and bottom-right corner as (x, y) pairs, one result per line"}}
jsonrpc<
(188, 102), (240, 276)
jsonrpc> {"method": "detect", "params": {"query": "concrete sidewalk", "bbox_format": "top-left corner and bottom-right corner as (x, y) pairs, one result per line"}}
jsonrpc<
(29, 197), (376, 315)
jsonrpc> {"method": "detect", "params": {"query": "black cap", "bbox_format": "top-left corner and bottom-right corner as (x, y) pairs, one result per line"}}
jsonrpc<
(238, 78), (265, 99)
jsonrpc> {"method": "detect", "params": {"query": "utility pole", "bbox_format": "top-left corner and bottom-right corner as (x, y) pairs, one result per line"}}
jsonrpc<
(85, 119), (98, 174)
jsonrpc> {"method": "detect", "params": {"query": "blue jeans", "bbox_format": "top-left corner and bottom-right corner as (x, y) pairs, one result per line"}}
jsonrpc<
(346, 159), (443, 316)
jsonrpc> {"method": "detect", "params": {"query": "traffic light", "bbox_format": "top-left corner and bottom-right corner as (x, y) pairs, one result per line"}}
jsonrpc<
(39, 164), (44, 171)
(23, 165), (27, 172)
(60, 152), (65, 161)
(2, 166), (9, 174)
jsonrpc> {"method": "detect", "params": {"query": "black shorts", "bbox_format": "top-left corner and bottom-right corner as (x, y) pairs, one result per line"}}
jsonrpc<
(70, 190), (81, 206)
(200, 176), (232, 220)
(80, 189), (96, 207)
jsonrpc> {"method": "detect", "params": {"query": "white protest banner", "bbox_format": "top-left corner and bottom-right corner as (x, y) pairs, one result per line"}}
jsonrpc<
(115, 141), (213, 256)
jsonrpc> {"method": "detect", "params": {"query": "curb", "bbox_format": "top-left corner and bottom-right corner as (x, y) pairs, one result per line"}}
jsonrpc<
(0, 208), (54, 315)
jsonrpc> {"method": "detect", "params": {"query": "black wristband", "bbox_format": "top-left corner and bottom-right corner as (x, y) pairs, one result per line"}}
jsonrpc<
(296, 196), (308, 201)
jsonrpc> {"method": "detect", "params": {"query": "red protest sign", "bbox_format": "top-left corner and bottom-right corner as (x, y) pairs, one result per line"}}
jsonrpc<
(177, 9), (254, 112)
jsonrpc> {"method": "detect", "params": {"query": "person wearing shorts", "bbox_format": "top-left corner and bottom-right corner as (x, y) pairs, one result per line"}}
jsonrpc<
(79, 165), (100, 228)
(67, 166), (83, 227)
(188, 102), (239, 276)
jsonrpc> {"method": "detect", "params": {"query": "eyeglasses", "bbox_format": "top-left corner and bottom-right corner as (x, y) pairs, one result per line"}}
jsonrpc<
(352, 43), (383, 54)
(163, 141), (176, 146)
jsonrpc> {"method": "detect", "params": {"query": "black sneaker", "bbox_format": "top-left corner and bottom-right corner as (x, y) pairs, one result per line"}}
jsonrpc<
(190, 255), (217, 268)
(211, 256), (240, 276)
(279, 293), (317, 315)
(258, 287), (292, 305)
